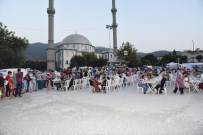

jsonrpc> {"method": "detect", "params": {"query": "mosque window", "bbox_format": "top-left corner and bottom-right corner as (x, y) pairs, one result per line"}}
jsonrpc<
(73, 45), (75, 48)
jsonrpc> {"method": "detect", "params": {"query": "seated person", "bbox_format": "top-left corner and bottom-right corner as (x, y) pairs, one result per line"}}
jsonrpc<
(53, 75), (62, 91)
(183, 73), (193, 92)
(101, 74), (108, 89)
(138, 75), (149, 94)
(155, 74), (166, 94)
(68, 74), (76, 90)
(93, 77), (106, 93)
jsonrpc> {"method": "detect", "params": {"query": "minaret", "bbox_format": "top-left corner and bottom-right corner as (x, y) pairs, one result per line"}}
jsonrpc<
(47, 0), (55, 70)
(111, 0), (117, 51)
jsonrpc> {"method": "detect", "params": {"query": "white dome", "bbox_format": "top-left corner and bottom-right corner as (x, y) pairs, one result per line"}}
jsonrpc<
(61, 34), (91, 45)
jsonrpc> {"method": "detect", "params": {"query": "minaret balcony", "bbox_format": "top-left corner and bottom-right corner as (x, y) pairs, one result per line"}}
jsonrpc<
(47, 8), (55, 14)
(111, 8), (117, 13)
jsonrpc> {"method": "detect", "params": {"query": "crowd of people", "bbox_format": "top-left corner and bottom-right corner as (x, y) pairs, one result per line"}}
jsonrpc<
(0, 65), (203, 102)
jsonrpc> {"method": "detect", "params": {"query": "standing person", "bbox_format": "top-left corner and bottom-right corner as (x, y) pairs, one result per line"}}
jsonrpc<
(36, 71), (42, 90)
(46, 71), (51, 90)
(26, 74), (31, 92)
(16, 68), (23, 97)
(42, 71), (47, 89)
(29, 76), (33, 92)
(51, 70), (56, 88)
(173, 71), (185, 94)
(13, 71), (17, 96)
(0, 73), (5, 101)
(8, 76), (14, 99)
(22, 76), (28, 93)
(5, 71), (12, 97)
(32, 73), (37, 91)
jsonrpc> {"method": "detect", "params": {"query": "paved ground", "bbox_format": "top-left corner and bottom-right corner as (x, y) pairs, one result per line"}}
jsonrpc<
(0, 85), (203, 135)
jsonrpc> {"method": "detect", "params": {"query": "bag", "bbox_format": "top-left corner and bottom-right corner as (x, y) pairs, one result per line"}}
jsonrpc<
(4, 80), (8, 86)
(89, 79), (93, 86)
(0, 90), (2, 96)
(199, 83), (203, 90)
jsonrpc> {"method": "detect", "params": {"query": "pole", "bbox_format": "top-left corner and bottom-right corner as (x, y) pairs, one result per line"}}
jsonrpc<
(192, 40), (194, 62)
(106, 25), (112, 50)
(108, 28), (111, 49)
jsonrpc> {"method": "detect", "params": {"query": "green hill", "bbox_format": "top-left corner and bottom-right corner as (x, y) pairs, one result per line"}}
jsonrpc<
(24, 43), (182, 60)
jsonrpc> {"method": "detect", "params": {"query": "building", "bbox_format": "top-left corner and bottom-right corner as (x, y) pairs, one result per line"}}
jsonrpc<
(56, 33), (119, 69)
(56, 34), (95, 69)
(182, 48), (203, 62)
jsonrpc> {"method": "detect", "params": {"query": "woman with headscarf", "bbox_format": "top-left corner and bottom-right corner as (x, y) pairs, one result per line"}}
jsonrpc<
(173, 70), (184, 94)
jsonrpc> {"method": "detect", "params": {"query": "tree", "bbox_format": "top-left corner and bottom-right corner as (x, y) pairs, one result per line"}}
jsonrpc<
(70, 55), (85, 68)
(82, 52), (97, 66)
(116, 42), (139, 67)
(94, 56), (107, 67)
(140, 54), (158, 66)
(196, 55), (203, 62)
(22, 60), (47, 71)
(69, 52), (107, 68)
(172, 49), (177, 56)
(180, 56), (188, 63)
(0, 23), (29, 69)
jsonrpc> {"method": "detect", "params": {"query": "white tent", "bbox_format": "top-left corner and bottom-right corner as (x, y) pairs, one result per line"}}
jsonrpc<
(166, 62), (181, 69)
(181, 63), (203, 70)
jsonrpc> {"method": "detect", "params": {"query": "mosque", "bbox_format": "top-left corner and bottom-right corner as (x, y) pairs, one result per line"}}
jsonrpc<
(56, 34), (117, 69)
(47, 0), (118, 70)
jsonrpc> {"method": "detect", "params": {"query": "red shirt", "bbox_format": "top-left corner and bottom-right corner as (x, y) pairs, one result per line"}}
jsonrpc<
(6, 75), (11, 81)
(93, 80), (100, 89)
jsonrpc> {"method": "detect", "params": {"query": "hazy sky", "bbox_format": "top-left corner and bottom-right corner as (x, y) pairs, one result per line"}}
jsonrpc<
(0, 0), (203, 53)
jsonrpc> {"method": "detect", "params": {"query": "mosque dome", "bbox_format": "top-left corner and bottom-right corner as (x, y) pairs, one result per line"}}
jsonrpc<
(61, 34), (91, 45)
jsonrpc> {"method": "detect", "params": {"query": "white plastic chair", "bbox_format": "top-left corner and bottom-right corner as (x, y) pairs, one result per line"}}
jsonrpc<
(184, 81), (191, 93)
(157, 84), (167, 95)
(137, 83), (144, 94)
(63, 80), (70, 91)
(72, 80), (78, 90)
(119, 77), (124, 88)
(114, 78), (120, 91)
(103, 80), (112, 92)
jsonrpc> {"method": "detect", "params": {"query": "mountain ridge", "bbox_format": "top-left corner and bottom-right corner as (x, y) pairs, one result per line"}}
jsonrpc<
(24, 42), (182, 60)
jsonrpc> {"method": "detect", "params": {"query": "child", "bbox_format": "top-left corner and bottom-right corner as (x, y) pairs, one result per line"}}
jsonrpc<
(8, 77), (14, 99)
